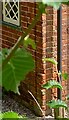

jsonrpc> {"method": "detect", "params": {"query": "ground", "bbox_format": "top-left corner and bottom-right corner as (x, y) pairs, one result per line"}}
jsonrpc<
(2, 90), (54, 120)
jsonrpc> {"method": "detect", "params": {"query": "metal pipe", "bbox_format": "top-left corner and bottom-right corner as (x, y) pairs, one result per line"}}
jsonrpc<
(57, 6), (62, 100)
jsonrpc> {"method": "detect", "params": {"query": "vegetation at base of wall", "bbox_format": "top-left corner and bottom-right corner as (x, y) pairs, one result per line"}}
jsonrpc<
(0, 111), (28, 120)
(42, 58), (69, 119)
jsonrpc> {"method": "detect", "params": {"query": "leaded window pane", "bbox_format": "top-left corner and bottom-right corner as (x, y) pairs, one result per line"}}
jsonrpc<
(3, 0), (20, 26)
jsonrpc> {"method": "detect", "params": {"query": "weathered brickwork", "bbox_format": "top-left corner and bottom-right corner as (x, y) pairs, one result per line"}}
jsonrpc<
(1, 2), (69, 116)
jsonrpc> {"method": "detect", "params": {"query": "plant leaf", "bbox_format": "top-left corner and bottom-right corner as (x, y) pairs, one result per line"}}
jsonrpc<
(38, 3), (47, 13)
(42, 80), (62, 89)
(62, 1), (69, 5)
(42, 0), (69, 9)
(42, 0), (61, 9)
(24, 35), (36, 49)
(42, 58), (58, 65)
(67, 95), (69, 100)
(0, 51), (2, 67)
(0, 111), (22, 118)
(47, 99), (67, 109)
(62, 73), (68, 80)
(1, 48), (35, 94)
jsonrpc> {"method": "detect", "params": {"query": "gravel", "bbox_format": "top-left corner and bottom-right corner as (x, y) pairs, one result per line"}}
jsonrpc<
(2, 92), (68, 120)
(2, 93), (54, 120)
(2, 94), (36, 119)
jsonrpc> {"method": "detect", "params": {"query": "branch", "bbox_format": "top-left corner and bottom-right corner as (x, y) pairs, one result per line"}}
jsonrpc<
(28, 90), (45, 117)
(2, 11), (42, 69)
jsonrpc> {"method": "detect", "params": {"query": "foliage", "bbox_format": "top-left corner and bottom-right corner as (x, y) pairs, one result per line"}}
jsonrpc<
(1, 47), (35, 94)
(1, 1), (69, 119)
(62, 73), (68, 80)
(1, 1), (69, 93)
(42, 58), (58, 65)
(0, 111), (28, 120)
(56, 118), (68, 120)
(38, 3), (47, 13)
(42, 58), (68, 118)
(2, 1), (69, 69)
(67, 95), (69, 100)
(42, 0), (69, 9)
(42, 80), (62, 89)
(58, 71), (68, 80)
(42, 1), (61, 9)
(47, 99), (67, 109)
(23, 35), (36, 49)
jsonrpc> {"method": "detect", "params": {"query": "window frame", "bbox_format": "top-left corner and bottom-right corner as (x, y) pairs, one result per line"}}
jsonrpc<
(3, 0), (20, 26)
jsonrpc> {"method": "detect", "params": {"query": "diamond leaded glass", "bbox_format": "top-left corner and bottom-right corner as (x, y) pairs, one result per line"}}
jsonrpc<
(3, 0), (20, 26)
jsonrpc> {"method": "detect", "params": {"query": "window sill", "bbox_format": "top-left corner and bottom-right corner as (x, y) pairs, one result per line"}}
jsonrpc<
(0, 20), (22, 31)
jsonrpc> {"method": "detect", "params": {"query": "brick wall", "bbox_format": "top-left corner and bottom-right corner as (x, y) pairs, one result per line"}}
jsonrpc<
(53, 4), (69, 108)
(1, 2), (69, 116)
(61, 5), (68, 100)
(53, 4), (69, 104)
(67, 5), (69, 107)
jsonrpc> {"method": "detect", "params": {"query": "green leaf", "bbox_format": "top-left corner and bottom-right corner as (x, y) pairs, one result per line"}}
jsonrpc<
(0, 112), (2, 119)
(38, 3), (47, 13)
(0, 51), (2, 68)
(42, 0), (61, 9)
(0, 51), (2, 86)
(42, 80), (62, 89)
(0, 49), (7, 62)
(2, 48), (9, 55)
(1, 48), (35, 94)
(62, 1), (69, 5)
(42, 58), (58, 65)
(47, 99), (67, 109)
(0, 111), (23, 119)
(42, 0), (69, 9)
(67, 95), (69, 100)
(24, 35), (36, 49)
(62, 73), (68, 80)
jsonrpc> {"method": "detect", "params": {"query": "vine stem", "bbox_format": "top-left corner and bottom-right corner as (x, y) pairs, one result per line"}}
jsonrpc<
(2, 11), (42, 69)
(28, 90), (46, 119)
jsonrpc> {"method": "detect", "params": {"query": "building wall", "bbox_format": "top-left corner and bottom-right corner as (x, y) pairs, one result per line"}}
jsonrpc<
(67, 5), (69, 108)
(62, 5), (68, 100)
(52, 4), (69, 109)
(1, 2), (69, 116)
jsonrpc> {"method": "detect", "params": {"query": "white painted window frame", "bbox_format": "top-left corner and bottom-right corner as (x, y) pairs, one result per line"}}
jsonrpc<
(3, 0), (20, 26)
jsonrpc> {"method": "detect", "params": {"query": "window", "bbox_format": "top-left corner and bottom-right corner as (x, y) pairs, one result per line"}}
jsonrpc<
(3, 0), (20, 26)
